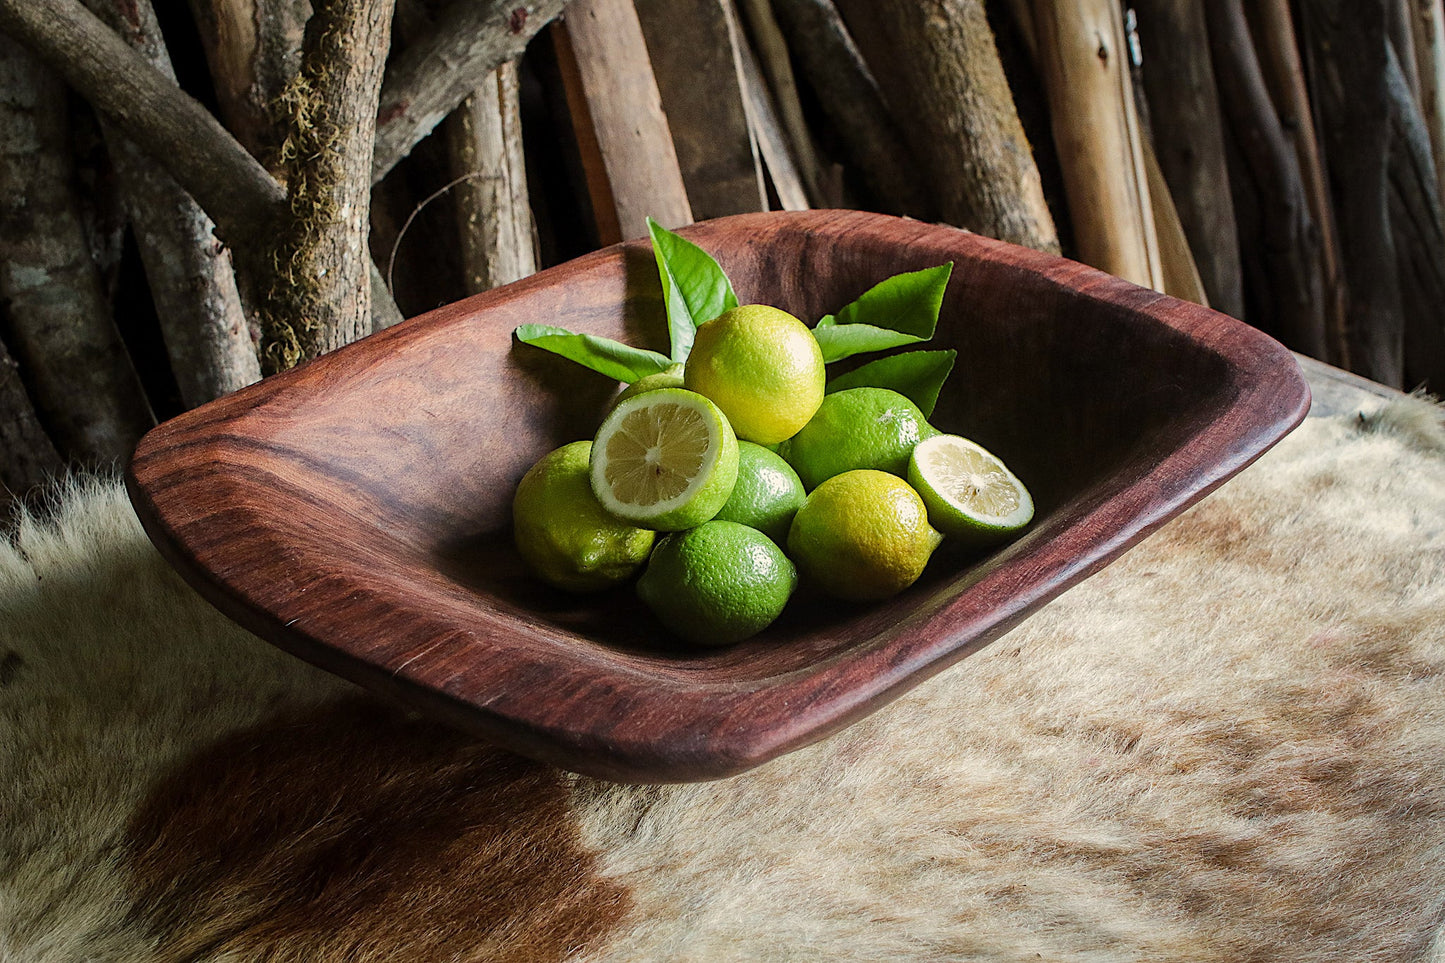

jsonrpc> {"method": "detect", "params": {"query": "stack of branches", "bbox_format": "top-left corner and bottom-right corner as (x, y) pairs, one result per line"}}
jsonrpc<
(1, 0), (1441, 517)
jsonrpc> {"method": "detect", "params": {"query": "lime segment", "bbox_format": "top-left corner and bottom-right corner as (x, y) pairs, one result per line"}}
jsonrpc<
(907, 434), (1034, 544)
(590, 387), (739, 531)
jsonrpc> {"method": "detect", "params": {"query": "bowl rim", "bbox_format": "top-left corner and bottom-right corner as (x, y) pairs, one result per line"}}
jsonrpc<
(126, 210), (1311, 783)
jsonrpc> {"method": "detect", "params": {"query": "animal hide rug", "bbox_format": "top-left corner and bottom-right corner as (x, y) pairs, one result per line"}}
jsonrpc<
(0, 394), (1442, 962)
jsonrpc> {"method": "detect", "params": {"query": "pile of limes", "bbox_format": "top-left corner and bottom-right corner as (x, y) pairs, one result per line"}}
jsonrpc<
(512, 303), (1034, 648)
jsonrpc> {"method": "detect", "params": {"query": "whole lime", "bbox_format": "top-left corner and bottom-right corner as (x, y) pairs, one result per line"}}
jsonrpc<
(684, 304), (825, 445)
(612, 363), (686, 408)
(787, 469), (942, 601)
(512, 441), (656, 591)
(636, 520), (798, 646)
(781, 387), (938, 491)
(713, 441), (807, 544)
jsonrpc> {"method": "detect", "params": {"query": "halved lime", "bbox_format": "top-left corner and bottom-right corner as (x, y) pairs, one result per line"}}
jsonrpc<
(906, 434), (1034, 545)
(590, 387), (739, 531)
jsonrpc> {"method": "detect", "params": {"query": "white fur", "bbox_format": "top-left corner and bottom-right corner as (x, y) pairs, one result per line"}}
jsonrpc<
(0, 395), (1441, 961)
(573, 395), (1445, 962)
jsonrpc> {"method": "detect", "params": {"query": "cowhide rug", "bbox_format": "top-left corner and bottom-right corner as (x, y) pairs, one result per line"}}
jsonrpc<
(1, 390), (1442, 963)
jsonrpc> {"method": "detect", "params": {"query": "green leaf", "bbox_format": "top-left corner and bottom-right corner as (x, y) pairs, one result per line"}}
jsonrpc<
(812, 322), (925, 363)
(514, 324), (675, 383)
(834, 262), (953, 339)
(648, 217), (738, 361)
(825, 349), (957, 417)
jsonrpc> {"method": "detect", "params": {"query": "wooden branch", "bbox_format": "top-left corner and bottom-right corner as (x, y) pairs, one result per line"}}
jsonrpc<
(1300, 0), (1403, 385)
(768, 0), (932, 217)
(1132, 0), (1244, 317)
(1246, 0), (1348, 364)
(1031, 0), (1160, 285)
(551, 0), (692, 243)
(1384, 39), (1445, 388)
(738, 0), (826, 205)
(1411, 0), (1445, 197)
(0, 35), (153, 464)
(85, 0), (261, 405)
(0, 337), (64, 503)
(1143, 139), (1208, 305)
(835, 0), (1058, 252)
(446, 62), (538, 294)
(185, 0), (307, 166)
(0, 0), (404, 355)
(0, 0), (284, 252)
(266, 0), (396, 370)
(1209, 0), (1326, 357)
(735, 13), (811, 211)
(373, 0), (570, 184)
(634, 0), (767, 219)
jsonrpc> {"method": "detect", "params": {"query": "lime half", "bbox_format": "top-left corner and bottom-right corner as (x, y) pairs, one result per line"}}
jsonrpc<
(590, 387), (739, 530)
(907, 434), (1034, 545)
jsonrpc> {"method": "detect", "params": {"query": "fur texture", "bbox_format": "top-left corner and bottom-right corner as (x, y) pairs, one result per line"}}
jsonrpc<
(0, 394), (1442, 961)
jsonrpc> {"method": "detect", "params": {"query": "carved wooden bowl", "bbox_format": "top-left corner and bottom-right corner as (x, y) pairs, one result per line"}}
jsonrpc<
(126, 210), (1310, 783)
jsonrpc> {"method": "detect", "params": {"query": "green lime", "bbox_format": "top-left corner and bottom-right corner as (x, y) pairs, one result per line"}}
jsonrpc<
(787, 469), (943, 601)
(636, 520), (798, 646)
(612, 363), (685, 408)
(590, 387), (738, 531)
(713, 441), (806, 544)
(782, 387), (938, 491)
(684, 304), (825, 444)
(908, 434), (1034, 545)
(512, 441), (656, 592)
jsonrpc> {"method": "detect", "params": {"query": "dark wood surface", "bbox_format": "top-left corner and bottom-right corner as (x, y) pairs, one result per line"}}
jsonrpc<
(125, 210), (1311, 783)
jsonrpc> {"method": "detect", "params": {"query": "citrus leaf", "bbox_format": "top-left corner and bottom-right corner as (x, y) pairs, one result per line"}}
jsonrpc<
(834, 262), (953, 338)
(825, 349), (957, 416)
(811, 322), (925, 363)
(514, 325), (675, 383)
(648, 217), (739, 361)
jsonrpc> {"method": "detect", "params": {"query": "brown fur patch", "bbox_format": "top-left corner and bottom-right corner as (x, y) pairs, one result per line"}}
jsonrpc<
(123, 697), (629, 963)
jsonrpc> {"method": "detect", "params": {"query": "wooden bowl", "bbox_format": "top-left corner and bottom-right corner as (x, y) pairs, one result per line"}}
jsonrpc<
(126, 211), (1310, 783)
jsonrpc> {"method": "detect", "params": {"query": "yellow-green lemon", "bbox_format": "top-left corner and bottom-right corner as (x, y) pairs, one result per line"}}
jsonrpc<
(612, 363), (686, 409)
(512, 441), (656, 592)
(590, 387), (738, 531)
(636, 520), (798, 646)
(908, 434), (1034, 546)
(780, 386), (938, 491)
(713, 441), (807, 545)
(787, 469), (943, 601)
(684, 304), (825, 444)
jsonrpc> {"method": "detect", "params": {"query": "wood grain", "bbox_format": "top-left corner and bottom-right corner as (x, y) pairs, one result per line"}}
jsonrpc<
(551, 0), (692, 242)
(126, 210), (1310, 783)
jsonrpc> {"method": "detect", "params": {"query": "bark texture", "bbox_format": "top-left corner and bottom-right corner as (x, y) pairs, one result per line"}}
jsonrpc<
(1247, 0), (1348, 364)
(834, 0), (1059, 252)
(0, 36), (152, 465)
(186, 0), (309, 166)
(1301, 0), (1445, 387)
(266, 0), (396, 370)
(552, 0), (693, 241)
(373, 0), (571, 183)
(635, 0), (767, 220)
(446, 63), (538, 294)
(86, 0), (262, 405)
(0, 336), (63, 503)
(1133, 0), (1244, 318)
(1031, 0), (1161, 287)
(770, 0), (931, 217)
(1208, 0), (1327, 358)
(738, 0), (826, 204)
